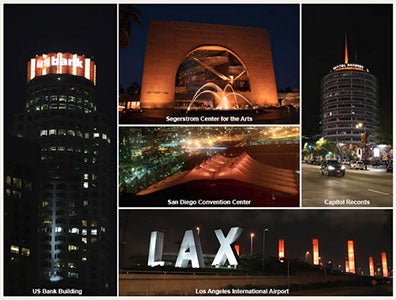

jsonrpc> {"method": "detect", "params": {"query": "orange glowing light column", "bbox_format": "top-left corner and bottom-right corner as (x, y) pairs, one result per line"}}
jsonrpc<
(234, 244), (240, 256)
(347, 240), (355, 274)
(369, 256), (375, 276)
(381, 252), (388, 277)
(312, 238), (319, 265)
(345, 260), (349, 273)
(278, 239), (285, 261)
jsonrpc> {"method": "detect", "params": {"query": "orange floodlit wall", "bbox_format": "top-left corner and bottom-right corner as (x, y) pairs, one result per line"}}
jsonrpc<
(27, 52), (96, 85)
(369, 256), (375, 276)
(140, 20), (278, 108)
(381, 252), (388, 277)
(312, 238), (319, 265)
(347, 240), (355, 274)
(278, 239), (285, 260)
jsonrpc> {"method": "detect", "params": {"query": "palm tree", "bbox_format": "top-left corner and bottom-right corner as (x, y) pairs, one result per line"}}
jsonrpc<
(119, 5), (143, 50)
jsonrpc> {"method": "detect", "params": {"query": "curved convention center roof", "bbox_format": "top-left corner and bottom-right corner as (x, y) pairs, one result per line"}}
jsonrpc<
(137, 152), (298, 196)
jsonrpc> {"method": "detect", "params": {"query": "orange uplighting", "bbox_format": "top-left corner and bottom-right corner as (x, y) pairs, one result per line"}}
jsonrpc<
(369, 256), (375, 276)
(381, 252), (388, 277)
(345, 260), (349, 273)
(312, 238), (319, 265)
(278, 239), (285, 261)
(347, 240), (355, 274)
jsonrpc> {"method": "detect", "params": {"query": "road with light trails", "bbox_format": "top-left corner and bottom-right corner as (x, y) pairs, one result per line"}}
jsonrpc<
(302, 163), (392, 207)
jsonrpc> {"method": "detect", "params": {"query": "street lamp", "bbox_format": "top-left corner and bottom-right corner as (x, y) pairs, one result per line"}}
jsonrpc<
(305, 251), (310, 263)
(356, 122), (368, 169)
(196, 226), (200, 235)
(250, 233), (255, 255)
(262, 228), (269, 268)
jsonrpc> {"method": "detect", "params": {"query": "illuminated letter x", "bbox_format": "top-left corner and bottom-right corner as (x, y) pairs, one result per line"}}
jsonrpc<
(212, 227), (243, 266)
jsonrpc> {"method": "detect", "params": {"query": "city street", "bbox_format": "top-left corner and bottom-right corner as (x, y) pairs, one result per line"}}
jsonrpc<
(302, 163), (393, 207)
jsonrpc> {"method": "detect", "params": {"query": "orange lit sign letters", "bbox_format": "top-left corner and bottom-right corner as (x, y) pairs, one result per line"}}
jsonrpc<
(148, 227), (243, 268)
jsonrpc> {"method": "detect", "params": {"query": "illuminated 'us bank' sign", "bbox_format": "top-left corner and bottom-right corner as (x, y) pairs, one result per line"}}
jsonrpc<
(27, 52), (96, 85)
(148, 227), (243, 268)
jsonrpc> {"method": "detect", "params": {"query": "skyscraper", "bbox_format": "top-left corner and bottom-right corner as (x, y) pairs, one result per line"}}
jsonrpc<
(8, 52), (112, 295)
(321, 35), (379, 145)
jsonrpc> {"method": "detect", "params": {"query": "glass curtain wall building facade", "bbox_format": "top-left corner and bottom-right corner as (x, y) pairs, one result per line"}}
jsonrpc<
(321, 39), (379, 145)
(9, 53), (111, 294)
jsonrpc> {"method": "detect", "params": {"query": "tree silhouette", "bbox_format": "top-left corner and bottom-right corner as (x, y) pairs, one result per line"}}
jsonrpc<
(119, 5), (143, 50)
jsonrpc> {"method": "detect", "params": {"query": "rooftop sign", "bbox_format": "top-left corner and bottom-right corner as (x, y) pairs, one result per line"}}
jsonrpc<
(148, 227), (243, 268)
(333, 63), (367, 72)
(27, 52), (96, 85)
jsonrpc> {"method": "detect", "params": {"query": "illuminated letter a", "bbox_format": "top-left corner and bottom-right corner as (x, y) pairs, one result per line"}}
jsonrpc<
(175, 230), (204, 268)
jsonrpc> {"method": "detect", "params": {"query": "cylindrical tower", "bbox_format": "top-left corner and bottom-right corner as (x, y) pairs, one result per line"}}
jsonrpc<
(321, 37), (379, 145)
(10, 53), (111, 294)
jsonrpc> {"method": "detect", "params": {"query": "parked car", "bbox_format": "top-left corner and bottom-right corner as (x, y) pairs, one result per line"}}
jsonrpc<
(351, 160), (365, 170)
(349, 160), (356, 168)
(341, 159), (350, 165)
(320, 160), (345, 176)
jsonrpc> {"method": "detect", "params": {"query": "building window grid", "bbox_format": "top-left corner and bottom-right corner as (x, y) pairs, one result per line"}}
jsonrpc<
(16, 73), (110, 291)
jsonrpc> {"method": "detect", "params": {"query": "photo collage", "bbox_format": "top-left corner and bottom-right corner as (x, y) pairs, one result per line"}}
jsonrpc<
(2, 2), (393, 299)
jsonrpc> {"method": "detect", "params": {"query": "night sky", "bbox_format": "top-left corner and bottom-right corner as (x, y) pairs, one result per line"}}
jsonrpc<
(302, 4), (393, 137)
(120, 4), (299, 91)
(4, 4), (117, 129)
(120, 209), (392, 275)
(3, 4), (117, 292)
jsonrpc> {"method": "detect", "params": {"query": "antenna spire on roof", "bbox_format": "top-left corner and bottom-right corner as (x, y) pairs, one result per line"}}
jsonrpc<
(344, 33), (349, 64)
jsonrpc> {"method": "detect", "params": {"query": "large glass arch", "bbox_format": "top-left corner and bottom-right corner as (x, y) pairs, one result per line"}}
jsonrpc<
(174, 46), (252, 110)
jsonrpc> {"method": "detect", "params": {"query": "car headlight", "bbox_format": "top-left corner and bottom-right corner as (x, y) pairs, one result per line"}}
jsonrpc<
(341, 165), (345, 170)
(328, 166), (335, 170)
